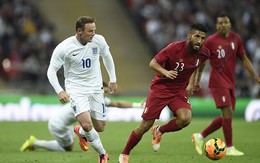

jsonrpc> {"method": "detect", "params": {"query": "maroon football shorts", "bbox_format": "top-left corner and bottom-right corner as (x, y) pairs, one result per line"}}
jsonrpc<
(142, 90), (191, 120)
(210, 87), (236, 110)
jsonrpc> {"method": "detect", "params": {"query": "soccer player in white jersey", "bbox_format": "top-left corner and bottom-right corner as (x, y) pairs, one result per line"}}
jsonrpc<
(20, 98), (145, 152)
(46, 16), (117, 163)
(20, 82), (145, 152)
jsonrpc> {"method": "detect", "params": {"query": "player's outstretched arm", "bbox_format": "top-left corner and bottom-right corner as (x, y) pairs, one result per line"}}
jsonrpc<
(240, 55), (260, 84)
(107, 99), (145, 108)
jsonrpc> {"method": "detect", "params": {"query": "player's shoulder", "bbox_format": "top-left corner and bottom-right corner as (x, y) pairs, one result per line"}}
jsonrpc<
(229, 31), (242, 40)
(92, 34), (108, 46)
(171, 41), (186, 46)
(206, 33), (219, 42)
(229, 31), (239, 37)
(93, 34), (106, 42)
(200, 46), (211, 57)
(54, 36), (75, 53)
(58, 36), (76, 47)
(166, 41), (186, 49)
(62, 36), (75, 43)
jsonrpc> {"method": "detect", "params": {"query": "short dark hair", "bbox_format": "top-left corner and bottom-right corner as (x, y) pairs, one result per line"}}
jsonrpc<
(216, 13), (230, 21)
(76, 16), (95, 31)
(217, 13), (228, 18)
(191, 23), (208, 33)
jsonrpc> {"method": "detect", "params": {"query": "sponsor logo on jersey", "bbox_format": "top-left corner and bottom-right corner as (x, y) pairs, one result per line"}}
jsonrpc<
(72, 53), (79, 56)
(92, 47), (97, 54)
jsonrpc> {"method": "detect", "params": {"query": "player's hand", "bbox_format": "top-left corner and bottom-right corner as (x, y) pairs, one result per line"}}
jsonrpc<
(193, 81), (201, 92)
(255, 76), (260, 84)
(164, 70), (178, 79)
(186, 83), (194, 95)
(109, 82), (118, 94)
(58, 91), (70, 104)
(140, 98), (147, 108)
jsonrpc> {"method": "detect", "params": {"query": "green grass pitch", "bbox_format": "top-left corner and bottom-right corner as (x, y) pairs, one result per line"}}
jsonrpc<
(0, 118), (259, 163)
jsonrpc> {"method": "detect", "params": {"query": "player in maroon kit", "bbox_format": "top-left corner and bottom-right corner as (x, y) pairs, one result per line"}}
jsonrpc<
(118, 23), (210, 163)
(192, 14), (260, 156)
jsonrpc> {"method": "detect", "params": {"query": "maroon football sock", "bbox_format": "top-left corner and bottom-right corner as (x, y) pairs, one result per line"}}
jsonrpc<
(201, 116), (222, 138)
(122, 131), (142, 155)
(222, 118), (232, 147)
(159, 119), (181, 134)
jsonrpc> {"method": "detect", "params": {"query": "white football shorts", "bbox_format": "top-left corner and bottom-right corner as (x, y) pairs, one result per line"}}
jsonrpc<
(70, 93), (107, 121)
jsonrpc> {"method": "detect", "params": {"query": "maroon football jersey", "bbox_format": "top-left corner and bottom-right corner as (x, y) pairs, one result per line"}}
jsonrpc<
(204, 32), (246, 89)
(151, 41), (210, 98)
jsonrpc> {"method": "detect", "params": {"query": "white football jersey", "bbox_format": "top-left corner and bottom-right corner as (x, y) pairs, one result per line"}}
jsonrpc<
(49, 34), (116, 96)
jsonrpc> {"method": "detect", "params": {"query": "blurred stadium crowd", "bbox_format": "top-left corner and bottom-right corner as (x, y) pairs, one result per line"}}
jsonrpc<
(0, 0), (58, 94)
(0, 0), (259, 97)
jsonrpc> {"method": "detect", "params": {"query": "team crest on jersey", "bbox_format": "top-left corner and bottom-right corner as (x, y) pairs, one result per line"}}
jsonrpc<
(194, 59), (200, 66)
(92, 47), (98, 54)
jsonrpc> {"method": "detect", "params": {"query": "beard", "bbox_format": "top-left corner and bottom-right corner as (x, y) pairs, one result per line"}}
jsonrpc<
(188, 42), (201, 54)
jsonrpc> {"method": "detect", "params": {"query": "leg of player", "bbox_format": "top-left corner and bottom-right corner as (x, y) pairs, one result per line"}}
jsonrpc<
(222, 107), (244, 156)
(192, 106), (244, 156)
(74, 125), (109, 162)
(74, 125), (89, 151)
(192, 88), (244, 156)
(75, 111), (109, 163)
(151, 108), (191, 151)
(20, 135), (67, 151)
(151, 125), (163, 152)
(119, 119), (155, 163)
(192, 116), (222, 155)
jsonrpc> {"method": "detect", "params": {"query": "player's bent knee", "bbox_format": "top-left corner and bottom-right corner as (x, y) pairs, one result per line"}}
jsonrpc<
(183, 119), (191, 127)
(178, 116), (191, 128)
(95, 126), (105, 132)
(81, 123), (93, 132)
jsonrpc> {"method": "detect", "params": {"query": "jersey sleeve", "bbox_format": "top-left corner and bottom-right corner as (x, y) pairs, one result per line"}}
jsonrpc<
(49, 42), (66, 69)
(97, 35), (110, 57)
(154, 44), (170, 64)
(98, 35), (117, 83)
(236, 34), (246, 57)
(47, 65), (64, 94)
(47, 42), (66, 94)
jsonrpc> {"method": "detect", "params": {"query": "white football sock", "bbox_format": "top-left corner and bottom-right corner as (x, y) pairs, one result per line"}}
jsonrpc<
(85, 128), (106, 155)
(79, 127), (86, 137)
(227, 146), (234, 151)
(197, 133), (204, 140)
(34, 140), (65, 151)
(157, 126), (162, 135)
